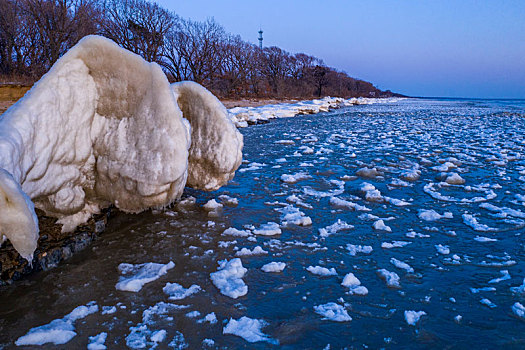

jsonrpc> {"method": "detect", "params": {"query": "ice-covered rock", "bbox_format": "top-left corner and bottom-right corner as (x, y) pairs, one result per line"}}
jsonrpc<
(0, 35), (243, 261)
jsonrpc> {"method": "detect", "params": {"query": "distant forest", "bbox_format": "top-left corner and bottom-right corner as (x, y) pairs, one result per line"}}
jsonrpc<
(0, 0), (398, 99)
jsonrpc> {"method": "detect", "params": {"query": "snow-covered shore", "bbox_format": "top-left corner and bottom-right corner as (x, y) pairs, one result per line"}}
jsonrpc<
(228, 96), (405, 127)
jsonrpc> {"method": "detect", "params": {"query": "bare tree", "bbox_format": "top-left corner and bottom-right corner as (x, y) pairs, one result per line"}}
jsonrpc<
(102, 0), (175, 63)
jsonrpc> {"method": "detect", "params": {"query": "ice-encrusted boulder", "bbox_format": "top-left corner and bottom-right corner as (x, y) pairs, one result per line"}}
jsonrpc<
(0, 35), (243, 261)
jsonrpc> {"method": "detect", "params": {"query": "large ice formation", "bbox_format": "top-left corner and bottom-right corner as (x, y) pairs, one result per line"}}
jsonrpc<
(0, 35), (243, 261)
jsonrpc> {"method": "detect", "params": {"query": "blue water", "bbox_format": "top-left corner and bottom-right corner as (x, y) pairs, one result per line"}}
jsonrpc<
(1, 98), (525, 349)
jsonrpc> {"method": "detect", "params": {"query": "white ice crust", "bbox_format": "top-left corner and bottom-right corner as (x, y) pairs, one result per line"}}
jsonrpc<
(0, 35), (243, 261)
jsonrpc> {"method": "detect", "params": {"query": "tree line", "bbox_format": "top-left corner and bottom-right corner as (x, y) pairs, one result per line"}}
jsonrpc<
(0, 0), (396, 99)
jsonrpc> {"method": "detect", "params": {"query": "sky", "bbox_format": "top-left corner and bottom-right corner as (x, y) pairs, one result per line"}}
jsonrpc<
(155, 0), (525, 98)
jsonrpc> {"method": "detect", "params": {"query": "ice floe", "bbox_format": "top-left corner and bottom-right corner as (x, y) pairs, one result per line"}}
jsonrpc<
(116, 261), (175, 292)
(210, 258), (248, 299)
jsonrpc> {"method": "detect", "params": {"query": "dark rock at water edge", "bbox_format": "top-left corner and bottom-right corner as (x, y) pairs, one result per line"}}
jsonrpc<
(0, 209), (110, 286)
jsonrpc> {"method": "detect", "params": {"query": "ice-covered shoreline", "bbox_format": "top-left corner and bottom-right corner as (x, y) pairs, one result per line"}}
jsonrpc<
(228, 96), (406, 127)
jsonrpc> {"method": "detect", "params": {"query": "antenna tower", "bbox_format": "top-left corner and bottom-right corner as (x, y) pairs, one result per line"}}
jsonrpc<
(258, 29), (263, 49)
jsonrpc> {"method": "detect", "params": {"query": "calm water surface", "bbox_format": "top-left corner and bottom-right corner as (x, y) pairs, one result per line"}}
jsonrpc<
(1, 98), (525, 349)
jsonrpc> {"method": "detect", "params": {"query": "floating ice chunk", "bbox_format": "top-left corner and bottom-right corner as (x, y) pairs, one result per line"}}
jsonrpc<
(15, 302), (98, 346)
(186, 311), (201, 318)
(479, 202), (525, 219)
(384, 196), (411, 206)
(253, 222), (282, 236)
(261, 262), (286, 273)
(474, 236), (498, 242)
(203, 199), (223, 211)
(373, 220), (392, 232)
(406, 231), (430, 238)
(510, 278), (525, 294)
(400, 169), (421, 181)
(329, 197), (370, 211)
(307, 266), (337, 276)
(275, 139), (295, 145)
(346, 244), (373, 256)
(286, 194), (313, 209)
(101, 306), (117, 315)
(390, 258), (414, 273)
(381, 241), (411, 249)
(445, 173), (465, 185)
(223, 317), (277, 344)
(433, 162), (456, 172)
(488, 270), (511, 284)
(277, 205), (312, 226)
(512, 303), (525, 318)
(210, 258), (248, 299)
(356, 167), (381, 178)
(404, 310), (426, 326)
(319, 219), (354, 238)
(163, 282), (201, 300)
(377, 269), (401, 288)
(360, 183), (383, 202)
(198, 312), (218, 324)
(341, 273), (368, 295)
(167, 331), (188, 349)
(480, 298), (497, 308)
(87, 332), (107, 350)
(116, 261), (175, 292)
(435, 244), (450, 255)
(418, 209), (453, 221)
(235, 246), (268, 256)
(202, 339), (215, 347)
(454, 315), (463, 323)
(218, 194), (239, 206)
(223, 227), (252, 237)
(314, 303), (352, 322)
(281, 172), (311, 184)
(470, 287), (496, 294)
(462, 214), (497, 232)
(239, 162), (265, 172)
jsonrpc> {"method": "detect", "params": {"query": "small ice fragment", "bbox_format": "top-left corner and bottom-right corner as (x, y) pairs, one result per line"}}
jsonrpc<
(314, 303), (352, 322)
(223, 227), (252, 237)
(223, 317), (277, 344)
(435, 244), (450, 255)
(203, 199), (223, 211)
(198, 312), (218, 324)
(377, 269), (401, 288)
(418, 209), (453, 221)
(253, 222), (282, 236)
(319, 219), (354, 238)
(281, 172), (311, 184)
(512, 302), (525, 318)
(235, 246), (268, 256)
(454, 315), (463, 323)
(381, 241), (411, 249)
(488, 270), (511, 284)
(373, 219), (392, 232)
(474, 236), (498, 242)
(261, 262), (286, 273)
(210, 258), (248, 299)
(445, 173), (465, 185)
(15, 302), (99, 346)
(163, 282), (201, 300)
(404, 310), (426, 326)
(480, 298), (497, 308)
(346, 244), (373, 256)
(115, 261), (175, 292)
(341, 273), (368, 295)
(390, 258), (414, 273)
(87, 332), (107, 350)
(307, 266), (337, 276)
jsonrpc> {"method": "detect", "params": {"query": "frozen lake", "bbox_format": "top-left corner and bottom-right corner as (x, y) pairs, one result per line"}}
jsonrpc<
(2, 98), (525, 349)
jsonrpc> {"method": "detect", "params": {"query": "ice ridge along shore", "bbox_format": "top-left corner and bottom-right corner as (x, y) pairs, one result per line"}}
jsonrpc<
(0, 35), (243, 262)
(228, 96), (405, 127)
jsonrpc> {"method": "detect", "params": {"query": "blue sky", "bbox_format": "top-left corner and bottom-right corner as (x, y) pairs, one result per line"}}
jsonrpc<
(155, 0), (525, 98)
